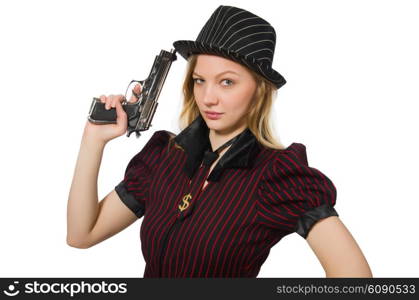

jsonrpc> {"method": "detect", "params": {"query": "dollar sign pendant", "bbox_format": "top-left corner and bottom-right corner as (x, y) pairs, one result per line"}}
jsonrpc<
(178, 193), (192, 212)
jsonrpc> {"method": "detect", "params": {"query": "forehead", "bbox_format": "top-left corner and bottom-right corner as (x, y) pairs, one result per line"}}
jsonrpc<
(194, 54), (248, 75)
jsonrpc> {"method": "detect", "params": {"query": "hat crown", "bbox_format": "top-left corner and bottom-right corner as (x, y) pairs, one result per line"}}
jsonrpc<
(196, 5), (277, 67)
(172, 5), (287, 89)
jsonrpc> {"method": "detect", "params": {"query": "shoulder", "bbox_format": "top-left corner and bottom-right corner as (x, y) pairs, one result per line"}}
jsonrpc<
(256, 142), (338, 238)
(125, 130), (174, 168)
(262, 142), (309, 172)
(148, 129), (175, 145)
(275, 142), (308, 168)
(261, 142), (334, 191)
(140, 130), (189, 160)
(138, 130), (175, 153)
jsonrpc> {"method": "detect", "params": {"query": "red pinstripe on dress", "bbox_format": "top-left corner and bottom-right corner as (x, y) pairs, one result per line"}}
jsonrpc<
(115, 115), (338, 277)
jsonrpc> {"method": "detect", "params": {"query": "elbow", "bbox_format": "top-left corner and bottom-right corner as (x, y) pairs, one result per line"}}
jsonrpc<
(66, 235), (92, 249)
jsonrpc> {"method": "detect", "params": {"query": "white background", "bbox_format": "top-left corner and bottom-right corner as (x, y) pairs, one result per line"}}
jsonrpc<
(1, 0), (418, 277)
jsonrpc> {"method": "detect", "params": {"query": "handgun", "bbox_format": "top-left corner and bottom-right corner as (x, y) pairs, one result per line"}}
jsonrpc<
(87, 48), (177, 138)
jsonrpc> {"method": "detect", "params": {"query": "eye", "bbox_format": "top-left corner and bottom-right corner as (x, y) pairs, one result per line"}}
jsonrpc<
(192, 78), (203, 84)
(221, 79), (234, 86)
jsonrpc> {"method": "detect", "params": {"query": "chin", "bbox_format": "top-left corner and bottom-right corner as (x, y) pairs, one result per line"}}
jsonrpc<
(205, 120), (224, 129)
(206, 121), (234, 133)
(205, 119), (222, 127)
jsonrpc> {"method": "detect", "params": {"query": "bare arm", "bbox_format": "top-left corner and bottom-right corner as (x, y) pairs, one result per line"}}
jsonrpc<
(306, 216), (373, 277)
(67, 87), (142, 248)
(66, 133), (137, 249)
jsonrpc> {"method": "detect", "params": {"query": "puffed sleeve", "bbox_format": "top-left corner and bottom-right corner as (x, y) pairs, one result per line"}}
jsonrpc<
(257, 143), (338, 239)
(115, 130), (170, 218)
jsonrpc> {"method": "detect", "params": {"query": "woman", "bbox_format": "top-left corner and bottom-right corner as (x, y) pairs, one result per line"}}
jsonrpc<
(67, 5), (372, 278)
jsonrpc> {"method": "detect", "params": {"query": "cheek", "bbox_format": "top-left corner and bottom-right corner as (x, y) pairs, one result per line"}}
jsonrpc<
(193, 87), (206, 102)
(229, 90), (254, 110)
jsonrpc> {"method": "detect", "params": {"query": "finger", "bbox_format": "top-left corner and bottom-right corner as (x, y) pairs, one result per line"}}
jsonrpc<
(111, 95), (124, 108)
(105, 95), (114, 110)
(129, 83), (142, 103)
(99, 95), (106, 103)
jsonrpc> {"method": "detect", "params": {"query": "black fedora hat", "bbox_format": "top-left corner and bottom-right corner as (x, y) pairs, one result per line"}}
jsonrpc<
(173, 5), (286, 89)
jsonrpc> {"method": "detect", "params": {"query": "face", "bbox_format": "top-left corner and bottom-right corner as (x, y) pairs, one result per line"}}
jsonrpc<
(192, 54), (257, 136)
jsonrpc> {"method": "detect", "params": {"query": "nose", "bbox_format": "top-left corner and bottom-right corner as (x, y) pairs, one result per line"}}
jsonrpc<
(201, 85), (219, 106)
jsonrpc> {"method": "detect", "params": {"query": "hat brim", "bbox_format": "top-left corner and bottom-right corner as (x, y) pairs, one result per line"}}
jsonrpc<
(173, 40), (286, 89)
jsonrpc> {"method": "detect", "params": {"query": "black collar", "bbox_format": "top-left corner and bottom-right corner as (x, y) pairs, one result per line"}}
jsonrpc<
(173, 114), (261, 181)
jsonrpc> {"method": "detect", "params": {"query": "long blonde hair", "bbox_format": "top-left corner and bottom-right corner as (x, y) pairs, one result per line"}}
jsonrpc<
(168, 54), (285, 152)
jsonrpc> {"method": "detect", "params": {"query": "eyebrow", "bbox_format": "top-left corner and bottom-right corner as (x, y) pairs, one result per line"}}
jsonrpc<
(192, 70), (240, 77)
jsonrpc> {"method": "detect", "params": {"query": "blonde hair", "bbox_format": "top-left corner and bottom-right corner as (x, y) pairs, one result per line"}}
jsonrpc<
(168, 54), (286, 152)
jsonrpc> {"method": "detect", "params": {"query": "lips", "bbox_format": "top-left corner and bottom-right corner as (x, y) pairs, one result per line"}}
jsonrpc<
(204, 111), (223, 120)
(205, 111), (223, 115)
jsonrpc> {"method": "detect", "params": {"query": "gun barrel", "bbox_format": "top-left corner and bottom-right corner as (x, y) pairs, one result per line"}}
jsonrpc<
(134, 49), (177, 132)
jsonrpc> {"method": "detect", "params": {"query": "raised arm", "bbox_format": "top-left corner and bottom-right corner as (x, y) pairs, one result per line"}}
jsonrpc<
(66, 133), (138, 249)
(67, 87), (142, 248)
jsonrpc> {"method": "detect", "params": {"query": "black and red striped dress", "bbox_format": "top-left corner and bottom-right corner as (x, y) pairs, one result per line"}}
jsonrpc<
(115, 114), (338, 277)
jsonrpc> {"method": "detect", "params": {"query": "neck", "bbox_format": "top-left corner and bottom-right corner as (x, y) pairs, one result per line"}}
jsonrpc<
(208, 124), (247, 152)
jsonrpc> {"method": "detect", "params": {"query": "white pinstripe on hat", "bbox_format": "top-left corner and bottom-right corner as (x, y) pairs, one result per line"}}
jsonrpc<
(173, 5), (286, 89)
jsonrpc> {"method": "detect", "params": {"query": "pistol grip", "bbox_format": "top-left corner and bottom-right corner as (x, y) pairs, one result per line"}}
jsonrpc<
(88, 97), (138, 124)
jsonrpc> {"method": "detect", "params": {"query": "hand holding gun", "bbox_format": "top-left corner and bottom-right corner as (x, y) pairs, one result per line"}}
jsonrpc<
(87, 49), (177, 138)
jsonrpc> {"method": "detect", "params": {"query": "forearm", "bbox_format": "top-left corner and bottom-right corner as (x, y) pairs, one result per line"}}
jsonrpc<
(67, 133), (106, 245)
